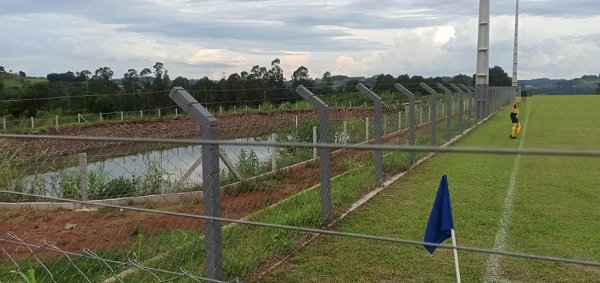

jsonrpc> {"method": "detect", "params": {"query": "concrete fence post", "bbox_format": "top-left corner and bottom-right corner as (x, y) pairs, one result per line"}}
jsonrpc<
(437, 83), (454, 142)
(451, 83), (466, 133)
(357, 83), (384, 188)
(394, 83), (416, 164)
(313, 126), (318, 159)
(169, 87), (224, 281)
(420, 82), (439, 146)
(79, 153), (89, 202)
(271, 133), (277, 172)
(365, 117), (369, 142)
(297, 85), (332, 218)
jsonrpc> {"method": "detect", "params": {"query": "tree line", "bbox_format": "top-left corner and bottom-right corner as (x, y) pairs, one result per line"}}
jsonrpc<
(0, 61), (513, 117)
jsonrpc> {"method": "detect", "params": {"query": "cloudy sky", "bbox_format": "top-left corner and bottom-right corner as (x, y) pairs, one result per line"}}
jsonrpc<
(1, 0), (599, 81)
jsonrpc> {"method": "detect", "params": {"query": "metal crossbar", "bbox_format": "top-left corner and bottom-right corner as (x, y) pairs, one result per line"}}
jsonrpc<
(2, 191), (599, 269)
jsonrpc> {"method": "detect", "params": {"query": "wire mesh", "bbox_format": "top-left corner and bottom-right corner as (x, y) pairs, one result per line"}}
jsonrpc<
(2, 86), (599, 282)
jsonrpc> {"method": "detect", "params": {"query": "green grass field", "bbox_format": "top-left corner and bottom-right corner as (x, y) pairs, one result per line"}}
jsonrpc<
(262, 95), (600, 282)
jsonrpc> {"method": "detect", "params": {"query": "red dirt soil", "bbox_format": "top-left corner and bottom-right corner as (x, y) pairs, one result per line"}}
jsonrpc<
(1, 109), (388, 261)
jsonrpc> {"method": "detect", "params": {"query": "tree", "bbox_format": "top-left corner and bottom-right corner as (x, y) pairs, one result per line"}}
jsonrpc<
(151, 62), (165, 91)
(12, 82), (50, 116)
(0, 66), (4, 73)
(291, 66), (313, 88)
(373, 74), (395, 92)
(450, 74), (474, 86)
(596, 83), (600, 94)
(18, 71), (26, 77)
(489, 66), (512, 86)
(319, 71), (334, 94)
(140, 68), (152, 88)
(122, 69), (140, 94)
(93, 67), (114, 81)
(342, 78), (361, 93)
(171, 76), (190, 89)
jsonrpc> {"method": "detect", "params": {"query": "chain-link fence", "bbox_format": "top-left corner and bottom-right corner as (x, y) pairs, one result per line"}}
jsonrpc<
(3, 85), (599, 282)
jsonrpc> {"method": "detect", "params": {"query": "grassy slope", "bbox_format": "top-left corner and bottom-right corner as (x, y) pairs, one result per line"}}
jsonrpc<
(263, 96), (600, 282)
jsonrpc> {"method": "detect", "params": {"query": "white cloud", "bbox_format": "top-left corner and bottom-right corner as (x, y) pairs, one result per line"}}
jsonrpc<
(1, 0), (600, 80)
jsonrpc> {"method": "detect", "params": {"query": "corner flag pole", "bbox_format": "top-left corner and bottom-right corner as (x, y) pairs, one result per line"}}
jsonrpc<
(451, 229), (462, 283)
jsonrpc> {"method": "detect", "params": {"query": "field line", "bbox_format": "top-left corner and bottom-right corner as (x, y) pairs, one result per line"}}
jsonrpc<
(484, 102), (532, 283)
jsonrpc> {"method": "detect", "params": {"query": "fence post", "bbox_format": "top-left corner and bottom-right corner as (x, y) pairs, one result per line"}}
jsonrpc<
(31, 117), (34, 129)
(394, 83), (416, 164)
(2, 116), (5, 131)
(78, 114), (81, 124)
(295, 116), (298, 130)
(313, 126), (318, 159)
(398, 111), (402, 131)
(99, 112), (103, 122)
(420, 82), (439, 146)
(139, 110), (143, 119)
(175, 108), (178, 117)
(365, 117), (369, 142)
(55, 115), (59, 129)
(297, 85), (332, 218)
(451, 84), (466, 133)
(219, 106), (222, 114)
(121, 111), (124, 121)
(437, 83), (453, 142)
(343, 120), (348, 144)
(383, 116), (387, 135)
(158, 108), (162, 118)
(169, 87), (224, 281)
(271, 133), (277, 172)
(79, 153), (89, 202)
(357, 83), (384, 188)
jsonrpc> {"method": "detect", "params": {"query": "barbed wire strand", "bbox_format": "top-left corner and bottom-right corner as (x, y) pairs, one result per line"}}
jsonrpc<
(44, 240), (92, 283)
(2, 134), (600, 158)
(0, 81), (469, 105)
(4, 233), (58, 283)
(1, 246), (19, 269)
(2, 191), (599, 269)
(1, 233), (229, 283)
(83, 249), (125, 283)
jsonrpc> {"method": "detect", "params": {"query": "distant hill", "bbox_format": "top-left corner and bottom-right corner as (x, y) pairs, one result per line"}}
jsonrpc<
(519, 75), (600, 94)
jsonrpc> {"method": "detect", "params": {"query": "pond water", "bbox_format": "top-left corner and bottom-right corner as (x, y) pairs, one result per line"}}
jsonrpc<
(26, 137), (273, 196)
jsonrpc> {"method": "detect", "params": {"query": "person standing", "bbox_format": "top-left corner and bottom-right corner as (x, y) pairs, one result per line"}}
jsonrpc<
(509, 104), (521, 139)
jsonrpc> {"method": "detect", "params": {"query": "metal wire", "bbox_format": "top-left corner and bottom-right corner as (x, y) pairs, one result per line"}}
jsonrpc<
(0, 232), (228, 283)
(2, 191), (599, 268)
(2, 133), (600, 158)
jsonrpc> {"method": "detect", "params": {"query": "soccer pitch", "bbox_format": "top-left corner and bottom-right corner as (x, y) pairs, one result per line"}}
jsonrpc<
(262, 95), (600, 282)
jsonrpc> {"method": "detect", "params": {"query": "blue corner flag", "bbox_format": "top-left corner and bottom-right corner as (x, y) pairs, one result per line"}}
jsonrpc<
(423, 175), (454, 254)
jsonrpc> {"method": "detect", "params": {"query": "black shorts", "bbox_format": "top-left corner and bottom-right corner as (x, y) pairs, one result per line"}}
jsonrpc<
(510, 113), (518, 123)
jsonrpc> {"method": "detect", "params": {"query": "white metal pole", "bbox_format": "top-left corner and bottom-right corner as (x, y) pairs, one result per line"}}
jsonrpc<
(512, 0), (520, 87)
(451, 229), (462, 283)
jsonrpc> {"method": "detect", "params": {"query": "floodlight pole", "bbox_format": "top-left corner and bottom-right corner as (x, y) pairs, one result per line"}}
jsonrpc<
(476, 0), (490, 119)
(512, 0), (520, 87)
